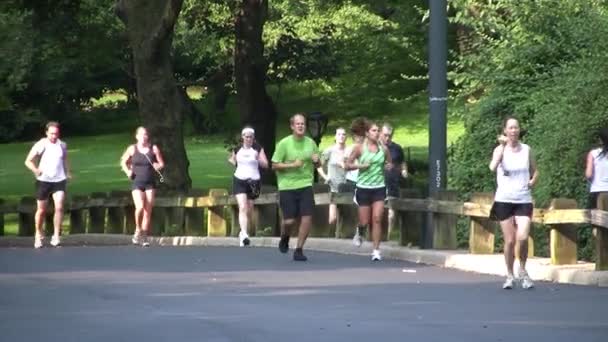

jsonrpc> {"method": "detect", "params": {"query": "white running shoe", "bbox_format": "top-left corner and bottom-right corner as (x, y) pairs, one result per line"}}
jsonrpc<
(502, 275), (515, 290)
(50, 235), (61, 247)
(371, 249), (382, 261)
(34, 235), (43, 249)
(132, 230), (141, 245)
(519, 270), (534, 289)
(352, 227), (362, 247)
(239, 231), (250, 247)
(141, 235), (150, 247)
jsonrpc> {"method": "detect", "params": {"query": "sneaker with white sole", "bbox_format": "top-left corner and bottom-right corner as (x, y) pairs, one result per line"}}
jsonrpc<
(50, 235), (61, 247)
(519, 270), (534, 289)
(502, 275), (515, 290)
(141, 235), (150, 247)
(239, 231), (250, 247)
(34, 235), (44, 249)
(353, 226), (363, 247)
(132, 229), (142, 245)
(371, 249), (382, 261)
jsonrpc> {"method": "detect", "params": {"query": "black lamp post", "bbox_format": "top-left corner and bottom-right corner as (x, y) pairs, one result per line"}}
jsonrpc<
(306, 112), (328, 145)
(306, 112), (328, 182)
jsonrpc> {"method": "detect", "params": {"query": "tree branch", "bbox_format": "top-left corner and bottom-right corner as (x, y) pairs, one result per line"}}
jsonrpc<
(149, 0), (184, 52)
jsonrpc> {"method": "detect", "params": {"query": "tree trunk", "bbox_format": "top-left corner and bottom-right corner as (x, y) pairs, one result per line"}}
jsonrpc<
(115, 0), (192, 192)
(234, 0), (278, 185)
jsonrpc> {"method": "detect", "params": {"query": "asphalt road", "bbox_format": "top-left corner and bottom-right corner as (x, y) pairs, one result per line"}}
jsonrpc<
(0, 246), (607, 342)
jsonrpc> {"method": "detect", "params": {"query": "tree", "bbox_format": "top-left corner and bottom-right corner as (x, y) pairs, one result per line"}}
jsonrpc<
(234, 0), (278, 183)
(115, 0), (192, 191)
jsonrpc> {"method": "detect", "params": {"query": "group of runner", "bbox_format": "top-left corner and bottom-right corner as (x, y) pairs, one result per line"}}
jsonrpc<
(23, 116), (608, 289)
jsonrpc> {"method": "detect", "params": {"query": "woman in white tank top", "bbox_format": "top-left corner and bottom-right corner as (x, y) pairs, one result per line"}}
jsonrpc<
(489, 117), (539, 290)
(228, 126), (269, 247)
(585, 128), (608, 209)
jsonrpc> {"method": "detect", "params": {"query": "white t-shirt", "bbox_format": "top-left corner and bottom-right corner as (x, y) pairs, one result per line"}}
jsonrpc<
(590, 148), (608, 193)
(234, 143), (261, 181)
(494, 143), (532, 203)
(31, 138), (67, 183)
(344, 145), (358, 183)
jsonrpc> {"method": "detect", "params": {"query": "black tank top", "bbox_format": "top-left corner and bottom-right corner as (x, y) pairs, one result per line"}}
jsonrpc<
(132, 146), (156, 183)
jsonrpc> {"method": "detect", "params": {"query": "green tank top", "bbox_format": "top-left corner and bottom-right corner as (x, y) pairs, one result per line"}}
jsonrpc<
(357, 141), (385, 188)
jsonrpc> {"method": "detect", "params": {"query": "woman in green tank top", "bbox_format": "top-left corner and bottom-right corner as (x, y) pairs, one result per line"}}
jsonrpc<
(345, 118), (392, 261)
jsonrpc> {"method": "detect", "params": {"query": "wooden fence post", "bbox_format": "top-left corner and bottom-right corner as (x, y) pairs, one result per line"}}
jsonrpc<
(469, 192), (495, 254)
(207, 189), (228, 237)
(398, 189), (424, 247)
(432, 190), (458, 249)
(107, 191), (128, 234)
(18, 196), (36, 236)
(311, 184), (332, 237)
(163, 191), (185, 236)
(335, 193), (358, 239)
(44, 201), (54, 237)
(595, 193), (608, 271)
(185, 189), (206, 236)
(69, 195), (87, 234)
(253, 186), (279, 237)
(88, 192), (107, 234)
(548, 198), (578, 265)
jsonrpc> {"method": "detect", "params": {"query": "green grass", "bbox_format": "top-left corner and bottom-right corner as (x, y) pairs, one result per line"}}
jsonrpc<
(1, 83), (465, 235)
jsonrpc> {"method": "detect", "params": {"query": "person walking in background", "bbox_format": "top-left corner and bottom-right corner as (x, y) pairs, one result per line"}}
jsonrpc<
(585, 127), (608, 208)
(24, 121), (71, 248)
(317, 127), (347, 226)
(380, 123), (408, 235)
(272, 113), (320, 261)
(344, 119), (366, 190)
(120, 126), (164, 247)
(228, 126), (269, 247)
(346, 118), (392, 261)
(489, 117), (538, 289)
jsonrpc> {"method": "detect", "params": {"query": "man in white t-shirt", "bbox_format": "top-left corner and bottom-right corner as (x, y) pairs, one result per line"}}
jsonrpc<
(24, 121), (71, 248)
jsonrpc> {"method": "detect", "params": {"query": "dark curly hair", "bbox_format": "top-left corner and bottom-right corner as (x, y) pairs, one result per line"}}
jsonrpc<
(350, 117), (369, 137)
(599, 127), (608, 157)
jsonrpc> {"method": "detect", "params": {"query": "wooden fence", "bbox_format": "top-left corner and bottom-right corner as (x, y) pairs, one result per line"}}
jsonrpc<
(1, 187), (607, 270)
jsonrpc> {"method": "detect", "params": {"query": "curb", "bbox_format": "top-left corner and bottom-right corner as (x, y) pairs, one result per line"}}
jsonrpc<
(1, 234), (607, 287)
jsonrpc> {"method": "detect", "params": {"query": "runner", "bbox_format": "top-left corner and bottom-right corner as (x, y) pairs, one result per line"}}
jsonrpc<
(24, 121), (71, 248)
(272, 114), (320, 261)
(120, 126), (165, 247)
(489, 117), (538, 289)
(228, 126), (269, 246)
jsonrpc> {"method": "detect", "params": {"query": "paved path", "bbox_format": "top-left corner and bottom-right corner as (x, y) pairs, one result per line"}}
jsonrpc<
(0, 246), (607, 342)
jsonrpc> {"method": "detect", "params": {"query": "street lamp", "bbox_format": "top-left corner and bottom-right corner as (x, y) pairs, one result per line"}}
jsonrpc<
(306, 112), (328, 183)
(306, 111), (328, 146)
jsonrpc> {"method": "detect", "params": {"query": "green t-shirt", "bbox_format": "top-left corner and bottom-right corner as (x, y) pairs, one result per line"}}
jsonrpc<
(272, 135), (319, 190)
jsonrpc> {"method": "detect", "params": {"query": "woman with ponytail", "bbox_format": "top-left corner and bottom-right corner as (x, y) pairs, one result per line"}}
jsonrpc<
(585, 127), (608, 208)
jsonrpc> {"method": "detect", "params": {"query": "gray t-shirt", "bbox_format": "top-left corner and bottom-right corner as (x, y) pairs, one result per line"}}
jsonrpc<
(322, 144), (347, 192)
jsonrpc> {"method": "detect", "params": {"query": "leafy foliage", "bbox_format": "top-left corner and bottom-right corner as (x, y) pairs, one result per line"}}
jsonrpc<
(449, 0), (608, 258)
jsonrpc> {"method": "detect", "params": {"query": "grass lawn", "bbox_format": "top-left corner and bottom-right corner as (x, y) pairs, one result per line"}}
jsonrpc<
(0, 85), (464, 235)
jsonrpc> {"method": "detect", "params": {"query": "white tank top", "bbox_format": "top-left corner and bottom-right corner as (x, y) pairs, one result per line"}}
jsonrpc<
(495, 143), (532, 203)
(590, 148), (608, 193)
(32, 138), (67, 182)
(234, 143), (261, 181)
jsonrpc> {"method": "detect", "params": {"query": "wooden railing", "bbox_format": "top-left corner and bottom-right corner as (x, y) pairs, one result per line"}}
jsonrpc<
(1, 187), (607, 270)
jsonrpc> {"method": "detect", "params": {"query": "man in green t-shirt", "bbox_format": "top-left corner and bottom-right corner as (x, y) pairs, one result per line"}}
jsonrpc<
(271, 113), (320, 261)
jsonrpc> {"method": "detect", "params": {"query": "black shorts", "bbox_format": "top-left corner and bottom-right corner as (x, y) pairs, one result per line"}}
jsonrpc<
(355, 186), (386, 206)
(131, 179), (156, 191)
(233, 177), (261, 200)
(36, 180), (67, 200)
(279, 187), (315, 220)
(490, 201), (533, 221)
